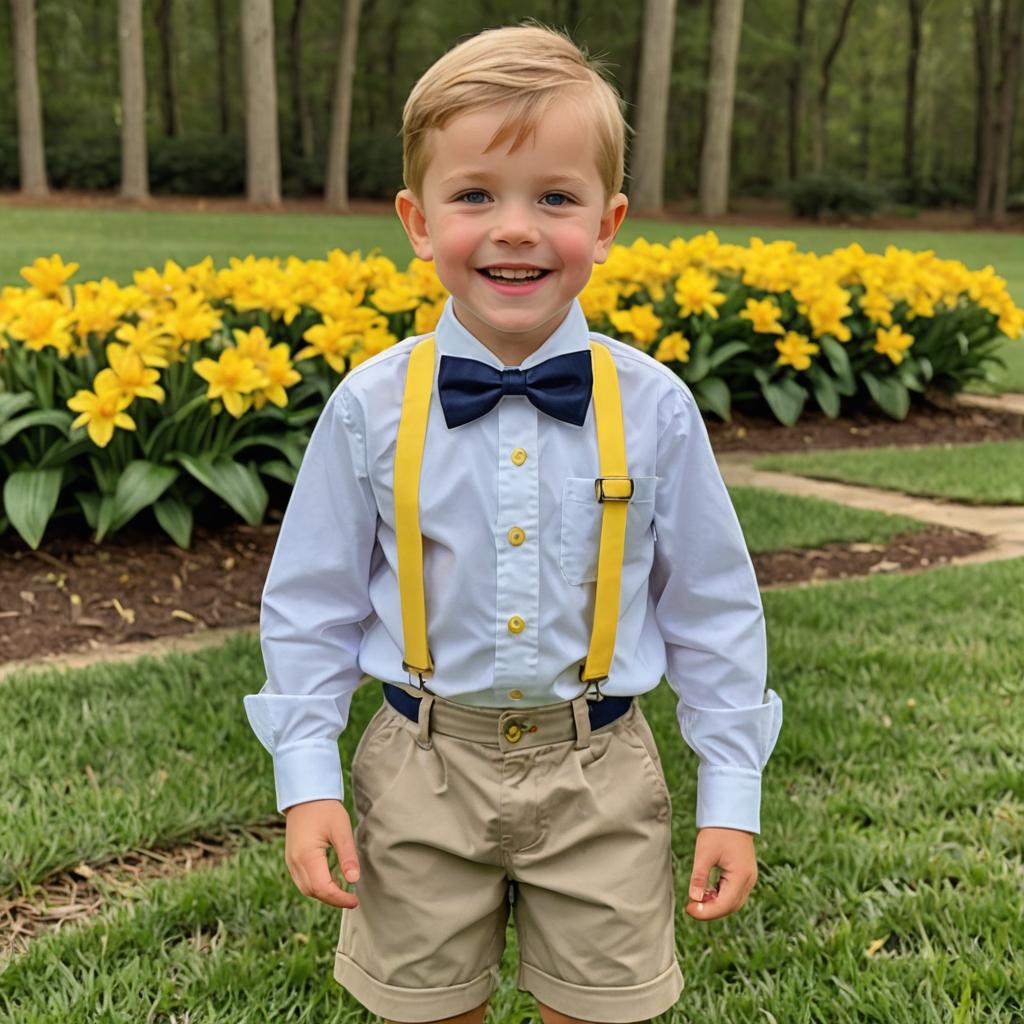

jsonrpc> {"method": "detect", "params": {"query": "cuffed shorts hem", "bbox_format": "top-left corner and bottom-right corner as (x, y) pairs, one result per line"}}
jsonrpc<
(518, 957), (685, 1023)
(334, 950), (499, 1022)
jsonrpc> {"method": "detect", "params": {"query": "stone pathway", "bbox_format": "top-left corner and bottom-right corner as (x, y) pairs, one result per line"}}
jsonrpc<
(718, 452), (1024, 577)
(957, 391), (1024, 417)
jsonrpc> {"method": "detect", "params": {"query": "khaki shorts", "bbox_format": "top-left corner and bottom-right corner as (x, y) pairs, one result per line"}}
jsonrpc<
(334, 681), (685, 1023)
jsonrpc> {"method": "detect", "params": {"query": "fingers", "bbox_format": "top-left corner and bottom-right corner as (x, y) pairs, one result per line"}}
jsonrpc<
(284, 801), (361, 910)
(685, 829), (758, 921)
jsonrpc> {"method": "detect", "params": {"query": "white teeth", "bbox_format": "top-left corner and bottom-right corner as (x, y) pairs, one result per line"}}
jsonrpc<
(485, 268), (545, 280)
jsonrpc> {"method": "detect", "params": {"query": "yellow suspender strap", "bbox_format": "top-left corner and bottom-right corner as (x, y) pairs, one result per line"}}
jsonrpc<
(395, 335), (630, 690)
(579, 341), (630, 686)
(394, 334), (436, 678)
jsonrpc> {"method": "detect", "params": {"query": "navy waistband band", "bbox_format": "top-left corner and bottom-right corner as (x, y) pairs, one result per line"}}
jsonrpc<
(382, 682), (633, 732)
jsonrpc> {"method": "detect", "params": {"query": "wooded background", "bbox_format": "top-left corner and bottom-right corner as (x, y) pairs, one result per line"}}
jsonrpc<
(1, 0), (1022, 224)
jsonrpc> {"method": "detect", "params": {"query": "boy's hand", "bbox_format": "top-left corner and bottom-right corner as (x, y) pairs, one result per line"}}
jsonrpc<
(685, 826), (757, 920)
(283, 798), (361, 910)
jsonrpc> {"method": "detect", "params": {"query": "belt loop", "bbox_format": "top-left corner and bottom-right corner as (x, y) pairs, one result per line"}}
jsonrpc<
(416, 692), (435, 750)
(571, 694), (592, 750)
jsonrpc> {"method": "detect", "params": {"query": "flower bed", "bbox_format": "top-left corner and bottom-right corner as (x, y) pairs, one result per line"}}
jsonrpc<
(1, 235), (1020, 549)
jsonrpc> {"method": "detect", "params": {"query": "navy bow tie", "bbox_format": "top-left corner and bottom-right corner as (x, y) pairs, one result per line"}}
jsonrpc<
(437, 350), (593, 429)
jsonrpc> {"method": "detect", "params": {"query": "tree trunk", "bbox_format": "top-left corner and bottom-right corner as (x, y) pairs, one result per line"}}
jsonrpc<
(699, 0), (743, 216)
(325, 0), (362, 210)
(631, 0), (678, 214)
(903, 0), (922, 198)
(972, 0), (996, 222)
(214, 0), (231, 135)
(9, 0), (48, 196)
(289, 0), (315, 161)
(241, 0), (282, 205)
(156, 0), (180, 137)
(786, 0), (807, 181)
(119, 0), (149, 199)
(812, 0), (857, 174)
(992, 0), (1023, 225)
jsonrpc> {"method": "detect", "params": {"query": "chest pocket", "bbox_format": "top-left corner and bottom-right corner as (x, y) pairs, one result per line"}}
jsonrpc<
(559, 475), (658, 586)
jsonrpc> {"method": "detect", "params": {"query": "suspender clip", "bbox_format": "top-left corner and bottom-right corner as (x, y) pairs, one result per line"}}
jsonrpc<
(595, 476), (634, 502)
(577, 662), (608, 701)
(402, 657), (434, 687)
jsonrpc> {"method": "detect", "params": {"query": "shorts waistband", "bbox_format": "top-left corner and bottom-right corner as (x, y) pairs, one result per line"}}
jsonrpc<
(381, 681), (634, 752)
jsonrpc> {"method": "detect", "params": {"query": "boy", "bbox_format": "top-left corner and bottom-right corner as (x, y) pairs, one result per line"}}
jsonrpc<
(244, 21), (783, 1024)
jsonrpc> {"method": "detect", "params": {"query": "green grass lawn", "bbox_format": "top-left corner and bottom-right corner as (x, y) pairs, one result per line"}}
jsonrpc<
(752, 440), (1024, 505)
(2, 206), (1022, 390)
(2, 555), (1022, 1021)
(730, 485), (927, 553)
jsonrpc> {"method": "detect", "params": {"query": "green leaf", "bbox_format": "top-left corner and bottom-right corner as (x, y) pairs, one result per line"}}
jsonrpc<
(97, 460), (180, 541)
(707, 340), (750, 370)
(154, 493), (193, 549)
(691, 376), (732, 421)
(224, 432), (304, 467)
(862, 371), (910, 420)
(260, 459), (298, 485)
(0, 392), (36, 427)
(760, 377), (807, 426)
(0, 409), (73, 446)
(175, 452), (268, 525)
(75, 490), (101, 530)
(819, 336), (856, 394)
(917, 356), (934, 382)
(2, 468), (63, 549)
(807, 365), (840, 418)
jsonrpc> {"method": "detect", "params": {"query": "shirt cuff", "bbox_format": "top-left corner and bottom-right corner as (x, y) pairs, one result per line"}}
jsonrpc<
(272, 740), (345, 815)
(695, 764), (763, 834)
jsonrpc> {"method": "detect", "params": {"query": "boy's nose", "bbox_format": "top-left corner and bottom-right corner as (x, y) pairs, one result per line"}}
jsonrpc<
(489, 208), (540, 247)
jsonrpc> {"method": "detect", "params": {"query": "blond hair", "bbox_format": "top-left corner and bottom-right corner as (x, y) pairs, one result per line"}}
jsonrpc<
(400, 22), (630, 203)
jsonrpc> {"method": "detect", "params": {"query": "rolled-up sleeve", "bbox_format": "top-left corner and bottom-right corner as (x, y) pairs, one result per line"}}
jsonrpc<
(242, 382), (377, 814)
(649, 380), (783, 834)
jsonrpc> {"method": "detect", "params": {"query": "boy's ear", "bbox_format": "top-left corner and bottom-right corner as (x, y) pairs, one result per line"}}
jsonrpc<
(593, 192), (629, 264)
(395, 189), (433, 261)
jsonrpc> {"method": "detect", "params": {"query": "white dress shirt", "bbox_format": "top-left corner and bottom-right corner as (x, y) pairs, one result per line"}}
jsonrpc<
(243, 295), (783, 832)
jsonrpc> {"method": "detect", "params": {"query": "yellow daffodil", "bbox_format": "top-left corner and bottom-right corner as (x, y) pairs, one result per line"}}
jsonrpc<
(67, 382), (136, 447)
(193, 348), (268, 417)
(7, 299), (75, 357)
(774, 331), (819, 371)
(20, 254), (79, 299)
(114, 321), (173, 368)
(674, 268), (727, 319)
(95, 343), (166, 403)
(609, 304), (663, 347)
(251, 343), (302, 409)
(739, 297), (785, 335)
(654, 331), (691, 363)
(298, 318), (360, 373)
(873, 325), (914, 364)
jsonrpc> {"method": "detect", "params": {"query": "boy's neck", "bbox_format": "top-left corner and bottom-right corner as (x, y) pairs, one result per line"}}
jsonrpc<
(450, 300), (573, 367)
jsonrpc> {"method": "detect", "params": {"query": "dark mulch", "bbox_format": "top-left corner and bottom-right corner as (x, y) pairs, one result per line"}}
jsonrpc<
(705, 392), (1024, 452)
(0, 490), (997, 670)
(752, 524), (991, 588)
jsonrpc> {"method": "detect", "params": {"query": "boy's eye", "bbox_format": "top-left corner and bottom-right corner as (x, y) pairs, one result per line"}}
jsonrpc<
(453, 191), (574, 206)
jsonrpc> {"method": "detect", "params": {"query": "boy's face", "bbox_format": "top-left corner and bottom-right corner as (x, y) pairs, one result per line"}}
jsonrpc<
(396, 97), (628, 364)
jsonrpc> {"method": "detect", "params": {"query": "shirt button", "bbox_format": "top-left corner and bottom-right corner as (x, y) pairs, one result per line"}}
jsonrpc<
(507, 615), (525, 634)
(511, 448), (527, 466)
(507, 526), (525, 546)
(508, 689), (523, 700)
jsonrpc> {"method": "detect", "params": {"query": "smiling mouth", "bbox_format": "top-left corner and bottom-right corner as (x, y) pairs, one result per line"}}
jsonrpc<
(477, 268), (552, 284)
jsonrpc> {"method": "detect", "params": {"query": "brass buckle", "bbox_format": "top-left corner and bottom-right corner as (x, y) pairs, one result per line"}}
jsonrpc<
(594, 476), (634, 503)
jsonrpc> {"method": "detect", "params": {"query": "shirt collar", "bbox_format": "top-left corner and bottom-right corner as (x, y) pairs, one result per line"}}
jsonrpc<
(432, 295), (592, 370)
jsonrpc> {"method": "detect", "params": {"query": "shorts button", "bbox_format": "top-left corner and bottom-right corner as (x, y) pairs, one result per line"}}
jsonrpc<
(507, 526), (525, 546)
(505, 723), (523, 742)
(507, 615), (525, 634)
(511, 448), (527, 466)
